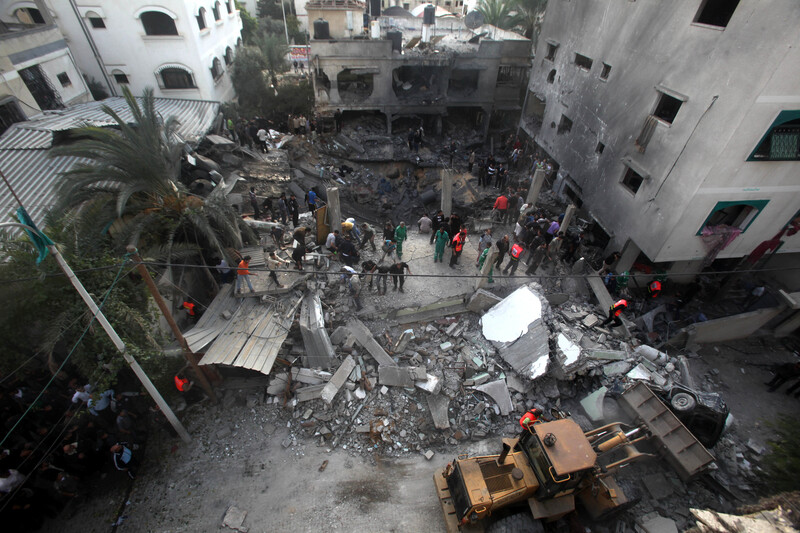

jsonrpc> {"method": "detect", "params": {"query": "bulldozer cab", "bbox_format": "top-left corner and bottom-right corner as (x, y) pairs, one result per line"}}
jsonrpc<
(520, 419), (597, 499)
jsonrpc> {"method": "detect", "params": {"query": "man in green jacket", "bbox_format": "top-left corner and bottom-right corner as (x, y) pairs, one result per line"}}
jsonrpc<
(394, 222), (408, 260)
(434, 227), (449, 263)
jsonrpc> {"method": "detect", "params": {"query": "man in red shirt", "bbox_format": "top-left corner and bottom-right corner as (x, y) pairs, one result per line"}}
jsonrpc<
(492, 194), (508, 224)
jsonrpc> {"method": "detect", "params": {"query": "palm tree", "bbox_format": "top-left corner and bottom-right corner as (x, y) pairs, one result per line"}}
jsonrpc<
(50, 86), (251, 263)
(254, 30), (289, 88)
(510, 0), (547, 42)
(477, 0), (514, 30)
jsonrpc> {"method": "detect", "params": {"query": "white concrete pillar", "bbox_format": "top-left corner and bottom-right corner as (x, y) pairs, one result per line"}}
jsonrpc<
(441, 170), (453, 218)
(525, 168), (546, 206)
(560, 203), (577, 232)
(615, 239), (641, 274)
(326, 187), (342, 235)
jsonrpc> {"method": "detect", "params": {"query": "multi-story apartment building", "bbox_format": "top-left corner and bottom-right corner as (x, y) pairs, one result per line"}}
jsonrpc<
(44, 0), (242, 101)
(521, 0), (800, 281)
(0, 0), (91, 135)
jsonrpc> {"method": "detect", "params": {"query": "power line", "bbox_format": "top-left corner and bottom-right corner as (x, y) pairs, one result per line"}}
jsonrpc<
(0, 262), (126, 285)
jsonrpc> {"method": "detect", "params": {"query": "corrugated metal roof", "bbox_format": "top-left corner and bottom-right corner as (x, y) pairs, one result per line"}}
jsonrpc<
(0, 96), (219, 229)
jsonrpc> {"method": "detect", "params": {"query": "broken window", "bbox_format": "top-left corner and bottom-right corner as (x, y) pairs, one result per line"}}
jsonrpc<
(392, 66), (445, 101)
(653, 92), (682, 124)
(14, 7), (45, 25)
(596, 141), (605, 154)
(0, 98), (26, 136)
(694, 0), (740, 28)
(750, 113), (800, 161)
(547, 69), (556, 84)
(338, 69), (374, 102)
(557, 114), (572, 135)
(600, 63), (611, 80)
(448, 69), (480, 97)
(57, 72), (72, 87)
(496, 66), (526, 86)
(141, 11), (178, 35)
(545, 43), (558, 61)
(574, 53), (593, 71)
(699, 200), (767, 234)
(19, 65), (63, 110)
(621, 167), (644, 194)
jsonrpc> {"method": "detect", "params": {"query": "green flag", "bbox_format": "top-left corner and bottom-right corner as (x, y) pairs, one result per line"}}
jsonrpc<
(16, 206), (54, 264)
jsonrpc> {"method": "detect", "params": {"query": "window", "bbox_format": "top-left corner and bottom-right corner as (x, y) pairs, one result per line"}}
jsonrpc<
(698, 200), (768, 235)
(545, 43), (558, 61)
(653, 92), (682, 124)
(161, 68), (196, 89)
(236, 37), (243, 48)
(574, 53), (593, 71)
(14, 7), (45, 24)
(88, 16), (105, 28)
(547, 69), (556, 84)
(622, 167), (644, 194)
(749, 111), (800, 161)
(557, 114), (573, 135)
(141, 11), (178, 35)
(213, 2), (221, 21)
(197, 7), (207, 30)
(19, 65), (63, 110)
(596, 142), (605, 154)
(211, 58), (223, 80)
(114, 73), (129, 84)
(0, 98), (26, 136)
(224, 46), (234, 65)
(694, 0), (740, 28)
(403, 3), (410, 10)
(600, 63), (611, 80)
(226, 0), (233, 14)
(57, 72), (72, 87)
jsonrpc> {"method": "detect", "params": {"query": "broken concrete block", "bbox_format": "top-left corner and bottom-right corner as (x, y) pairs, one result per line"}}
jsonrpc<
(424, 449), (435, 460)
(267, 373), (289, 395)
(468, 372), (490, 386)
(582, 314), (599, 327)
(440, 341), (453, 351)
(556, 333), (582, 368)
(221, 310), (233, 320)
(292, 367), (333, 385)
(394, 329), (415, 352)
(626, 363), (667, 386)
(426, 394), (451, 429)
(222, 505), (247, 531)
(467, 289), (503, 314)
(409, 366), (427, 380)
(587, 350), (626, 361)
(415, 374), (441, 394)
(300, 292), (336, 369)
(380, 385), (389, 395)
(347, 318), (396, 366)
(379, 365), (416, 388)
(295, 384), (325, 402)
(330, 326), (351, 345)
(320, 355), (356, 404)
(637, 514), (678, 533)
(546, 293), (569, 306)
(473, 380), (513, 416)
(505, 373), (530, 393)
(603, 361), (631, 376)
(580, 386), (608, 422)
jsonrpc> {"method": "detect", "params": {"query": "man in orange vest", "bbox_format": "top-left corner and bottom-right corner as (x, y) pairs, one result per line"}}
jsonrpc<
(235, 255), (257, 295)
(182, 301), (198, 320)
(174, 374), (192, 392)
(598, 299), (628, 329)
(519, 408), (543, 430)
(647, 280), (662, 298)
(503, 242), (524, 276)
(449, 228), (468, 268)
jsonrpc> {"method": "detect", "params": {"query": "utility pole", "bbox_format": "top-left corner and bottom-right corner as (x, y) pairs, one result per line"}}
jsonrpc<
(280, 0), (290, 45)
(126, 246), (218, 403)
(0, 171), (190, 442)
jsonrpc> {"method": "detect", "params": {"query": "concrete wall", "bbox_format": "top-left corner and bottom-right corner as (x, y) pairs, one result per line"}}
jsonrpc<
(307, 6), (365, 39)
(522, 0), (800, 267)
(45, 0), (242, 101)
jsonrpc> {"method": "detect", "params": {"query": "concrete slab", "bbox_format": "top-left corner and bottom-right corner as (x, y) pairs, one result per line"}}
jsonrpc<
(346, 318), (396, 366)
(222, 505), (247, 531)
(473, 379), (513, 416)
(394, 297), (469, 324)
(296, 383), (325, 402)
(394, 329), (415, 352)
(556, 333), (582, 368)
(292, 367), (332, 385)
(379, 366), (416, 388)
(643, 473), (674, 500)
(505, 373), (531, 393)
(587, 350), (627, 361)
(300, 292), (336, 369)
(415, 374), (441, 394)
(580, 386), (608, 422)
(330, 325), (350, 345)
(545, 293), (569, 306)
(426, 394), (451, 429)
(481, 286), (543, 343)
(583, 314), (599, 327)
(321, 355), (356, 404)
(638, 514), (678, 533)
(603, 361), (631, 376)
(467, 289), (503, 314)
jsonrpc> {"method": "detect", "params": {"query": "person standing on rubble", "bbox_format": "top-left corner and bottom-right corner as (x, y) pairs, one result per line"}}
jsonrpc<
(414, 129), (422, 152)
(359, 223), (377, 251)
(430, 210), (446, 244)
(235, 256), (256, 295)
(493, 192), (508, 224)
(487, 160), (497, 189)
(288, 194), (300, 227)
(598, 299), (628, 329)
(383, 221), (395, 242)
(407, 129), (415, 151)
(334, 109), (343, 132)
(468, 150), (476, 173)
(449, 141), (457, 166)
(433, 226), (449, 263)
(256, 127), (269, 153)
(495, 235), (510, 270)
(394, 222), (408, 260)
(389, 261), (411, 292)
(339, 235), (360, 267)
(249, 187), (261, 220)
(478, 228), (493, 256)
(306, 189), (318, 219)
(503, 241), (524, 276)
(449, 227), (468, 268)
(326, 229), (340, 256)
(265, 250), (289, 289)
(278, 193), (289, 225)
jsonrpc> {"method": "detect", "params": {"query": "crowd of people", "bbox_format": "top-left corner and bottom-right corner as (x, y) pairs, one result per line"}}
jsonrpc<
(0, 370), (152, 530)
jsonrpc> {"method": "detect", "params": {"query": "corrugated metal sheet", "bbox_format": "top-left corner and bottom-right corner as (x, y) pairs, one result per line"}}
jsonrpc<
(183, 284), (241, 352)
(0, 96), (219, 229)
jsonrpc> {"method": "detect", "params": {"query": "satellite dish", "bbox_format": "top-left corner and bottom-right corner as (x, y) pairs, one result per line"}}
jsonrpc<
(464, 10), (484, 30)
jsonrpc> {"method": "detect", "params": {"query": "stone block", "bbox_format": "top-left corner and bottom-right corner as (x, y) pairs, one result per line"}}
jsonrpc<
(222, 505), (247, 531)
(424, 450), (435, 460)
(330, 326), (351, 345)
(415, 374), (441, 394)
(292, 367), (333, 385)
(320, 355), (356, 404)
(583, 314), (599, 327)
(347, 318), (396, 366)
(379, 366), (415, 388)
(426, 394), (450, 429)
(295, 384), (325, 402)
(467, 289), (503, 314)
(579, 386), (608, 422)
(300, 292), (336, 369)
(473, 380), (513, 416)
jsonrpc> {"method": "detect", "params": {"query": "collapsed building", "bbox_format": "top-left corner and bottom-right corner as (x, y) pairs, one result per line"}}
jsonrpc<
(308, 0), (530, 137)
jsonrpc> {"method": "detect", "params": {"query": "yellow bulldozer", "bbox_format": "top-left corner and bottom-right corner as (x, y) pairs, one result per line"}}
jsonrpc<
(433, 382), (715, 532)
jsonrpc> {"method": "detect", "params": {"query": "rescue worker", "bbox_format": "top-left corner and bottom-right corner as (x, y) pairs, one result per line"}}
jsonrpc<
(476, 247), (494, 283)
(449, 227), (467, 268)
(519, 408), (543, 430)
(394, 222), (408, 260)
(647, 279), (662, 298)
(434, 227), (450, 263)
(430, 210), (446, 244)
(235, 256), (256, 295)
(598, 299), (628, 329)
(174, 374), (191, 392)
(182, 301), (198, 320)
(503, 241), (524, 276)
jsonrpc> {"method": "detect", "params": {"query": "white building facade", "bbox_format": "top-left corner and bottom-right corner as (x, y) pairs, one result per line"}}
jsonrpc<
(44, 0), (243, 101)
(521, 0), (800, 280)
(0, 0), (91, 134)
